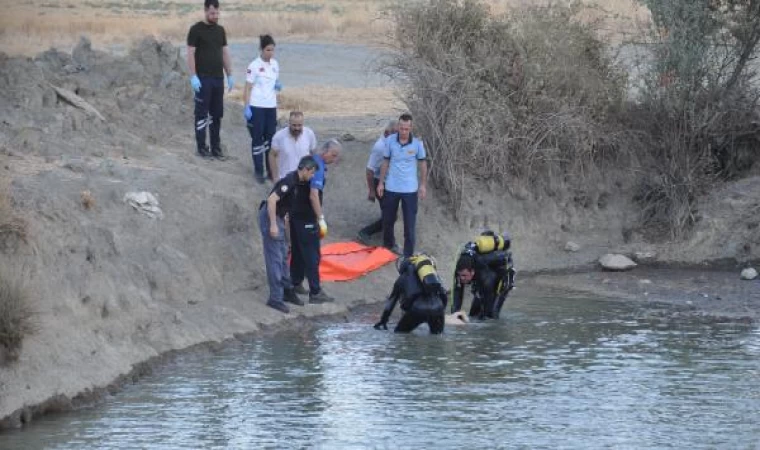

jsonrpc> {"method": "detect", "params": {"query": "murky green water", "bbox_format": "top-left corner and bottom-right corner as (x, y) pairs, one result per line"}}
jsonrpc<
(3, 292), (759, 449)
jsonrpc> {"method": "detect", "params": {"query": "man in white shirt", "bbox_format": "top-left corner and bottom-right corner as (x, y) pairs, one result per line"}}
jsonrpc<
(269, 111), (318, 181)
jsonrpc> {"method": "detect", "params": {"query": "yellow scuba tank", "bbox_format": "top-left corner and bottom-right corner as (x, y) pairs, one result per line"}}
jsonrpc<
(473, 232), (508, 254)
(400, 253), (442, 294)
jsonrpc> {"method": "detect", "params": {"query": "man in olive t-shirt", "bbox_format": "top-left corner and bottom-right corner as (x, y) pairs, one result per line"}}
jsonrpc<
(186, 0), (234, 159)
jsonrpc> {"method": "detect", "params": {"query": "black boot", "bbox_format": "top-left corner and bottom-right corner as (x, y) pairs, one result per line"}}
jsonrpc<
(284, 289), (305, 306)
(211, 146), (227, 160)
(197, 145), (211, 159)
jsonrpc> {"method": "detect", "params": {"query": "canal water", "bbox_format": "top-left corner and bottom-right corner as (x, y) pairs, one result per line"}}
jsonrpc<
(3, 290), (759, 449)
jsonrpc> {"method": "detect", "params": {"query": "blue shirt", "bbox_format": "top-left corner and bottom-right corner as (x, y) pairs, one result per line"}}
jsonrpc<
(311, 154), (327, 191)
(382, 133), (426, 193)
(367, 136), (387, 179)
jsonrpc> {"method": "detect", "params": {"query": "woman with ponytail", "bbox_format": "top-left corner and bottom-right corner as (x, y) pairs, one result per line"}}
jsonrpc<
(244, 34), (282, 183)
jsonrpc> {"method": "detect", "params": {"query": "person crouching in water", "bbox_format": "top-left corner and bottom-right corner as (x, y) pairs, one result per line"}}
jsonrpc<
(374, 254), (447, 334)
(451, 231), (516, 320)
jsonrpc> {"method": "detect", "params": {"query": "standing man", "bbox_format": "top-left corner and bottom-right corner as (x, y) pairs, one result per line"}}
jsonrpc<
(187, 0), (234, 159)
(357, 120), (397, 244)
(258, 155), (319, 314)
(269, 111), (318, 181)
(376, 113), (427, 257)
(290, 139), (342, 304)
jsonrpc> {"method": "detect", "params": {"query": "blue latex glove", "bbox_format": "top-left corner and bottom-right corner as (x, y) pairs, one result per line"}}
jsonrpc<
(244, 106), (252, 122)
(190, 75), (201, 93)
(227, 75), (234, 92)
(274, 79), (283, 92)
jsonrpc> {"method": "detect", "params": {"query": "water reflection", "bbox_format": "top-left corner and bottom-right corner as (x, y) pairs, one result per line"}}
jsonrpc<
(3, 292), (759, 450)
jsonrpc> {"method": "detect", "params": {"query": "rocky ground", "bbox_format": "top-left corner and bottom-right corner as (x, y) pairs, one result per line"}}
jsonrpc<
(524, 267), (759, 324)
(0, 37), (758, 429)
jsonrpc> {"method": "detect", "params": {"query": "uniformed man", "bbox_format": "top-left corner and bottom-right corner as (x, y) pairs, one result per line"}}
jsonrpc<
(258, 156), (318, 313)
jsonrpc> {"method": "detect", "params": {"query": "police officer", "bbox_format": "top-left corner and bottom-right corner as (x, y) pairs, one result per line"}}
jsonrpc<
(289, 140), (341, 304)
(451, 231), (516, 320)
(258, 156), (318, 313)
(374, 254), (447, 334)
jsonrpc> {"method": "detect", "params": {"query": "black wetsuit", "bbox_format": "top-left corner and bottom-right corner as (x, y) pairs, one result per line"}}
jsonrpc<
(375, 268), (447, 334)
(452, 250), (515, 319)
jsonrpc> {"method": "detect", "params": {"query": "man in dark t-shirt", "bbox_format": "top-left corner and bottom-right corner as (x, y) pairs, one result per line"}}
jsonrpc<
(258, 156), (318, 314)
(186, 0), (234, 159)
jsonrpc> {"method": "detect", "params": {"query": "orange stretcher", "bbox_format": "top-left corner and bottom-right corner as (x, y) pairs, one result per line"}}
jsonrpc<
(318, 242), (397, 282)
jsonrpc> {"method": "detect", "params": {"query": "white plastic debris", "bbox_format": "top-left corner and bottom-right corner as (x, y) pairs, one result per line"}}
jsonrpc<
(124, 191), (163, 219)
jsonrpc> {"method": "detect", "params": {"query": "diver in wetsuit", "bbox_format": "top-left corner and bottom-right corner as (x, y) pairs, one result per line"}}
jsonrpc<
(374, 254), (447, 334)
(451, 231), (516, 320)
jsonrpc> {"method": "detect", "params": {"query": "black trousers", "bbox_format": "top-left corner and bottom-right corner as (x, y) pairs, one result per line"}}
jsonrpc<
(289, 217), (321, 295)
(359, 178), (383, 236)
(194, 76), (224, 150)
(246, 106), (277, 179)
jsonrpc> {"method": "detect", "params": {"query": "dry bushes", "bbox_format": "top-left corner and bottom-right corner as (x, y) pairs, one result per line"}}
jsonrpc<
(629, 0), (760, 237)
(385, 0), (628, 214)
(0, 191), (34, 364)
(388, 0), (760, 238)
(0, 270), (36, 364)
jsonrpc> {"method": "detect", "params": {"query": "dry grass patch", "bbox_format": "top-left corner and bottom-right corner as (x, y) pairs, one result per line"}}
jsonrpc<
(278, 86), (401, 117)
(0, 0), (647, 55)
(0, 269), (36, 365)
(0, 1), (389, 55)
(230, 86), (400, 117)
(80, 190), (95, 210)
(0, 189), (27, 248)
